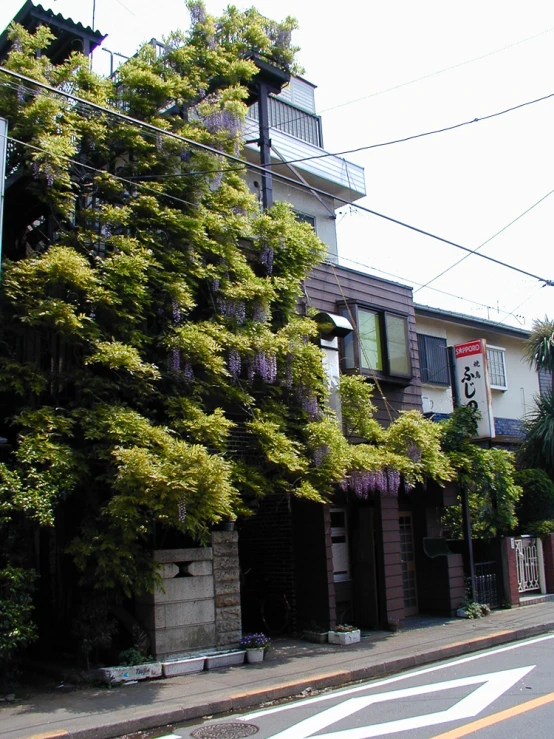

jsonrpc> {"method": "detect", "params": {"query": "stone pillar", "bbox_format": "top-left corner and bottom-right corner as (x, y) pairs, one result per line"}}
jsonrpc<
(542, 534), (554, 593)
(212, 531), (242, 647)
(500, 537), (520, 607)
(136, 547), (216, 659)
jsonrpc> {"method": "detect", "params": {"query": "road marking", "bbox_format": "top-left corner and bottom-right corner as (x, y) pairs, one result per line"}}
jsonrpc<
(265, 665), (534, 739)
(242, 633), (554, 720)
(429, 690), (554, 738)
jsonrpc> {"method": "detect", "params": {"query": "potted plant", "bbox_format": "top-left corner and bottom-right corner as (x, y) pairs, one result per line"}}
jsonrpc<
(328, 624), (361, 646)
(240, 632), (271, 663)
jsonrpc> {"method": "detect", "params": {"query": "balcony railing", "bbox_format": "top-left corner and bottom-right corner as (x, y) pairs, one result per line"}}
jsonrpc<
(247, 97), (323, 148)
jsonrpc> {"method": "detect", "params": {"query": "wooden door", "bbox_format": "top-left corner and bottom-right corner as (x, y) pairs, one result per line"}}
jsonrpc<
(399, 512), (418, 616)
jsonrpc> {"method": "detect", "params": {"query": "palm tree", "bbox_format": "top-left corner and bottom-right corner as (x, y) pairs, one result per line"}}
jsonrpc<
(523, 317), (554, 378)
(520, 317), (554, 477)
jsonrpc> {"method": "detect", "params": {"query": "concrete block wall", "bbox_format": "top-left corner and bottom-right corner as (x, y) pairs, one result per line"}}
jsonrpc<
(136, 532), (241, 659)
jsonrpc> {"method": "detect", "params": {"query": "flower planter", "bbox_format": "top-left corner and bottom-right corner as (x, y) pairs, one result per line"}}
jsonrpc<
(161, 656), (206, 677)
(204, 650), (246, 670)
(302, 630), (328, 644)
(246, 647), (265, 664)
(328, 629), (361, 645)
(98, 662), (162, 684)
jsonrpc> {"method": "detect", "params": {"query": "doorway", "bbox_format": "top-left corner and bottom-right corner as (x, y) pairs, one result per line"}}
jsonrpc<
(399, 512), (418, 616)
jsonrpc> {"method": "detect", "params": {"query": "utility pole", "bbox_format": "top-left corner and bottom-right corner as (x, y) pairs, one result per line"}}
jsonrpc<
(246, 55), (289, 212)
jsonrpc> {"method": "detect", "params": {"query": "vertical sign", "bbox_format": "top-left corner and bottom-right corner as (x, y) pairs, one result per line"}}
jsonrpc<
(0, 117), (7, 278)
(453, 339), (495, 439)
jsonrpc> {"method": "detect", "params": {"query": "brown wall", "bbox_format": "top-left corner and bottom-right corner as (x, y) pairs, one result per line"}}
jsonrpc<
(305, 263), (422, 425)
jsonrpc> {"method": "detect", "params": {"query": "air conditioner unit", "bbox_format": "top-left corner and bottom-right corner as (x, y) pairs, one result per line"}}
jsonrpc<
(422, 395), (433, 414)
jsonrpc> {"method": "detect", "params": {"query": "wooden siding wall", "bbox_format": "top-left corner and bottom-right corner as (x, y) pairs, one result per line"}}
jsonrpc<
(305, 263), (422, 426)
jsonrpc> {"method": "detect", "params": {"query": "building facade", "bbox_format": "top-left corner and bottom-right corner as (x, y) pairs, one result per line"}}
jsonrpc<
(415, 305), (539, 443)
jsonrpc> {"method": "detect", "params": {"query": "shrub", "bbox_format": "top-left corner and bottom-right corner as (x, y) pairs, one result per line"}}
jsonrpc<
(515, 468), (554, 530)
(0, 566), (37, 668)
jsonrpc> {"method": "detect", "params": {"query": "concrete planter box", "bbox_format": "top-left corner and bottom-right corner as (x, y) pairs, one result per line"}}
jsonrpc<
(205, 650), (246, 670)
(302, 630), (328, 644)
(99, 662), (162, 683)
(328, 629), (361, 646)
(456, 608), (469, 619)
(162, 656), (206, 677)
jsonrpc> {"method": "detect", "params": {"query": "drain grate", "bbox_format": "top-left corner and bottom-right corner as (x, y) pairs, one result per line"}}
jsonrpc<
(190, 722), (259, 738)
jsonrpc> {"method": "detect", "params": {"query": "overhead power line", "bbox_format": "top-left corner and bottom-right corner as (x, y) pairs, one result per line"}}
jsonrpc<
(414, 185), (554, 292)
(271, 91), (554, 170)
(1, 66), (553, 289)
(320, 23), (554, 113)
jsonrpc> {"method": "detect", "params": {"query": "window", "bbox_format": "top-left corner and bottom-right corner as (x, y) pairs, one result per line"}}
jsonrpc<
(330, 508), (350, 582)
(417, 334), (450, 385)
(486, 345), (507, 390)
(339, 303), (412, 381)
(293, 210), (316, 229)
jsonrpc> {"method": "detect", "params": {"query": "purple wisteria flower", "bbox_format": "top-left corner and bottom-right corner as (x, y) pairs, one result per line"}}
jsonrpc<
(284, 354), (293, 389)
(260, 245), (274, 274)
(250, 351), (277, 384)
(313, 445), (330, 467)
(171, 300), (183, 324)
(252, 302), (267, 324)
(178, 497), (187, 522)
(218, 297), (246, 325)
(299, 391), (319, 419)
(407, 442), (422, 463)
(168, 348), (181, 372)
(203, 110), (241, 137)
(228, 348), (241, 380)
(189, 3), (206, 25)
(182, 362), (194, 382)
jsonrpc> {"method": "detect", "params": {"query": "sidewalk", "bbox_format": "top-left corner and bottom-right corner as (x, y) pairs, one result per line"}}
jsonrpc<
(3, 601), (554, 739)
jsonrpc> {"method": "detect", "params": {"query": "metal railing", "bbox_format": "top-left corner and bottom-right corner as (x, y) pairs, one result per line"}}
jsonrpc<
(474, 561), (500, 607)
(247, 97), (323, 148)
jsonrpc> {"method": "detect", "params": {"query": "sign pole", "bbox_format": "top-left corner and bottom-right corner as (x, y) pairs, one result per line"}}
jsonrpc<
(448, 344), (477, 602)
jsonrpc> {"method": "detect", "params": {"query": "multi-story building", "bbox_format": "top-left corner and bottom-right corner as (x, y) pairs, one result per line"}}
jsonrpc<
(415, 305), (540, 444)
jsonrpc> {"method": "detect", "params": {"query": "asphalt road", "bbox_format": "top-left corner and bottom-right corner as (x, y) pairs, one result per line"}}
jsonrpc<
(153, 632), (554, 739)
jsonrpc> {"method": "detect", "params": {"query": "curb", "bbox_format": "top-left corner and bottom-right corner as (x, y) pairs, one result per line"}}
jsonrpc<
(20, 621), (554, 739)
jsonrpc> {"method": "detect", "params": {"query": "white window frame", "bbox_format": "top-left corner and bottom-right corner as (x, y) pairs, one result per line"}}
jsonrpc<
(330, 507), (350, 583)
(487, 344), (508, 391)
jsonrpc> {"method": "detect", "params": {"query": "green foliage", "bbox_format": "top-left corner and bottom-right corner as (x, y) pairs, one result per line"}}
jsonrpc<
(519, 391), (554, 479)
(524, 317), (554, 374)
(0, 566), (37, 667)
(440, 407), (522, 538)
(118, 647), (153, 666)
(515, 468), (554, 530)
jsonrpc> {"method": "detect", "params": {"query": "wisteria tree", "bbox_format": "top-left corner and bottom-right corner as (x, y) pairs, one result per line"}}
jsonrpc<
(0, 2), (455, 659)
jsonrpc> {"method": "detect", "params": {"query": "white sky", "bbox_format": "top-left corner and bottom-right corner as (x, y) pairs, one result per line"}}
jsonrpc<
(1, 0), (554, 330)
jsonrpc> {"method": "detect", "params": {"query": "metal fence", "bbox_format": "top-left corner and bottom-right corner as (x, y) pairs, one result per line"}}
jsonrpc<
(474, 560), (500, 608)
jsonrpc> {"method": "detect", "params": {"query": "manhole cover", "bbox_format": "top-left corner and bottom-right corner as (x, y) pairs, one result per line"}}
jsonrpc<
(190, 722), (259, 738)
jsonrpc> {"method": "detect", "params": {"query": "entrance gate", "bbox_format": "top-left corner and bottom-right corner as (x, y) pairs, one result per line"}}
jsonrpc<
(515, 536), (541, 593)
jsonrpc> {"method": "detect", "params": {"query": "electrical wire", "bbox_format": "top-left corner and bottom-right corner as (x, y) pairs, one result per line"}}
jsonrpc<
(336, 254), (501, 313)
(4, 133), (199, 210)
(320, 23), (554, 113)
(270, 91), (554, 169)
(1, 65), (553, 288)
(414, 185), (554, 293)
